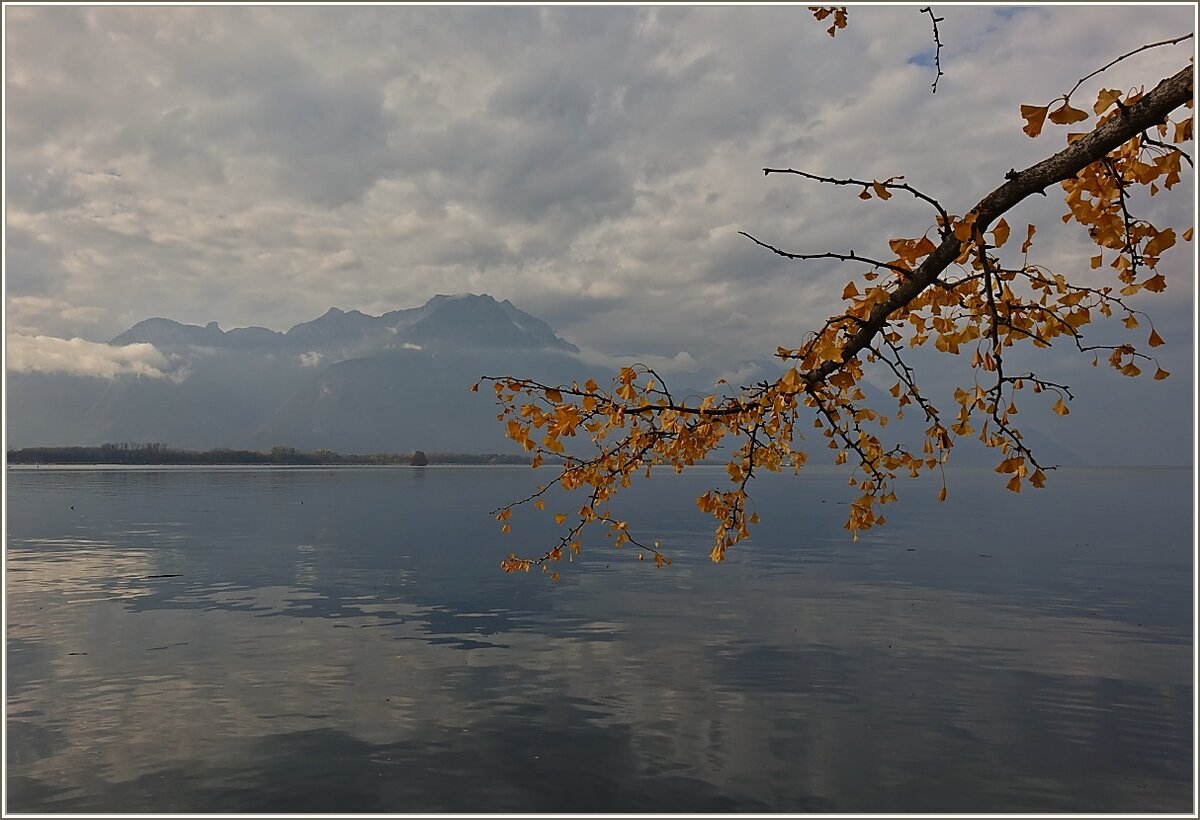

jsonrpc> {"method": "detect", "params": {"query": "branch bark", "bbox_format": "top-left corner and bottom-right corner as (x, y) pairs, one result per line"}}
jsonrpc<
(801, 63), (1193, 389)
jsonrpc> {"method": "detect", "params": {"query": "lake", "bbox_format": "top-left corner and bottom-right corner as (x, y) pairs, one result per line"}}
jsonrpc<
(5, 464), (1194, 812)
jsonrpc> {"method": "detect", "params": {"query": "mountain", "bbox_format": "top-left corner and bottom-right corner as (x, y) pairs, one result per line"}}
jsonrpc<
(108, 294), (579, 357)
(7, 294), (591, 453)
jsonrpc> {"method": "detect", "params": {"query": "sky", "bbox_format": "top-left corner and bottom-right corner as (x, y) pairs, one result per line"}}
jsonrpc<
(3, 4), (1197, 462)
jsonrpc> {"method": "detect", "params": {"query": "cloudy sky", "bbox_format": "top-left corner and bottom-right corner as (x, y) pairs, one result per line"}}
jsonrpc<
(4, 4), (1196, 460)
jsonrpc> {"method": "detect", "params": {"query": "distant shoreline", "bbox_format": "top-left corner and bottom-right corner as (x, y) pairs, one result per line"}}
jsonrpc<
(5, 445), (535, 467)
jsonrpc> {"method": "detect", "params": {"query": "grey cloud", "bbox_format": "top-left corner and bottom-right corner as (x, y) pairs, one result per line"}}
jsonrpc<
(5, 227), (70, 297)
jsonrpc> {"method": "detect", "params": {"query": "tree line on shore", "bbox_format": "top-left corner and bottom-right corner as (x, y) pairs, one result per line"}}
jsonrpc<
(6, 443), (534, 466)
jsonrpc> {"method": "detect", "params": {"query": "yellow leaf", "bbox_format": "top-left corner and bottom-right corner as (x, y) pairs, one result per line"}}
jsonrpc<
(937, 486), (947, 502)
(1093, 88), (1122, 115)
(1123, 315), (1139, 329)
(1154, 368), (1170, 380)
(1020, 104), (1049, 138)
(1030, 469), (1047, 488)
(995, 456), (1024, 474)
(1148, 329), (1165, 347)
(1090, 254), (1102, 269)
(1052, 397), (1069, 416)
(841, 281), (860, 299)
(1048, 101), (1089, 125)
(990, 218), (1011, 247)
(953, 216), (976, 242)
(554, 513), (567, 525)
(1021, 223), (1036, 254)
(1141, 273), (1167, 293)
(534, 499), (545, 510)
(1143, 228), (1176, 257)
(469, 382), (479, 392)
(1006, 474), (1022, 493)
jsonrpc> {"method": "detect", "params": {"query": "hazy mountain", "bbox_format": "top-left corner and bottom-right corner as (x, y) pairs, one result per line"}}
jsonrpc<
(7, 294), (591, 453)
(7, 292), (1085, 464)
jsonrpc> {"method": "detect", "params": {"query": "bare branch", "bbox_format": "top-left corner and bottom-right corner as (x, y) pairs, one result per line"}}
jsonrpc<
(918, 7), (946, 93)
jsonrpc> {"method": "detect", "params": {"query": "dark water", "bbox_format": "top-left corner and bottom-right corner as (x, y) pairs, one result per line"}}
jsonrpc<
(5, 464), (1193, 812)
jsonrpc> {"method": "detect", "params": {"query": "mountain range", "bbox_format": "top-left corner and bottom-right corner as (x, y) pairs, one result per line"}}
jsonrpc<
(7, 294), (596, 454)
(7, 292), (1086, 466)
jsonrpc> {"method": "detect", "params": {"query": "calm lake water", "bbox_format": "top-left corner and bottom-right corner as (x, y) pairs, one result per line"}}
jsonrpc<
(5, 464), (1194, 812)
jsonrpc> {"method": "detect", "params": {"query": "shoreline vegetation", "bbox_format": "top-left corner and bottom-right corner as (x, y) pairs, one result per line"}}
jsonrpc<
(6, 443), (535, 467)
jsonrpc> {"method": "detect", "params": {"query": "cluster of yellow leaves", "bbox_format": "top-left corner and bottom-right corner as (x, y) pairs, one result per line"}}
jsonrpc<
(809, 6), (848, 38)
(484, 56), (1190, 576)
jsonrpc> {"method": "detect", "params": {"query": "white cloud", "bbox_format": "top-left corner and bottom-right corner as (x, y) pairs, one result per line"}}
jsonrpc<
(572, 346), (699, 377)
(6, 334), (173, 380)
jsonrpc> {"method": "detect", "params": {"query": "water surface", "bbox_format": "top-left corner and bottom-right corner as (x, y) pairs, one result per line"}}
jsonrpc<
(5, 465), (1193, 812)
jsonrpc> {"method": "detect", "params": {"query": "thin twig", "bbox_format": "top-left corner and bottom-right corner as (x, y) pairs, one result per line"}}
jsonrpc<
(1064, 33), (1193, 103)
(918, 7), (945, 93)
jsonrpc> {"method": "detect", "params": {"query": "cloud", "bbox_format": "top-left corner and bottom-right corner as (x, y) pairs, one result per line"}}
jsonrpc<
(572, 346), (699, 377)
(3, 3), (1193, 463)
(7, 334), (175, 380)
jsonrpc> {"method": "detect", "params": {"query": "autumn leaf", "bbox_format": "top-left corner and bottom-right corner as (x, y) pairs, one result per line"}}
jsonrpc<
(1020, 104), (1049, 138)
(1021, 223), (1036, 253)
(990, 218), (1011, 247)
(1052, 397), (1070, 416)
(1093, 88), (1123, 115)
(1143, 228), (1176, 257)
(1154, 368), (1170, 380)
(1148, 329), (1165, 347)
(1141, 273), (1168, 293)
(1048, 101), (1089, 125)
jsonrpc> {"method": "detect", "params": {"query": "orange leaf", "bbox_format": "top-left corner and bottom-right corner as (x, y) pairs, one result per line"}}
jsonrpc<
(1052, 397), (1069, 416)
(1020, 105), (1049, 138)
(1148, 329), (1165, 347)
(1048, 101), (1089, 125)
(1030, 469), (1047, 489)
(1021, 224), (1036, 253)
(1141, 273), (1167, 293)
(1093, 88), (1122, 115)
(1006, 474), (1022, 493)
(1154, 368), (1170, 380)
(990, 218), (1011, 247)
(872, 181), (892, 200)
(842, 281), (860, 299)
(1143, 228), (1176, 257)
